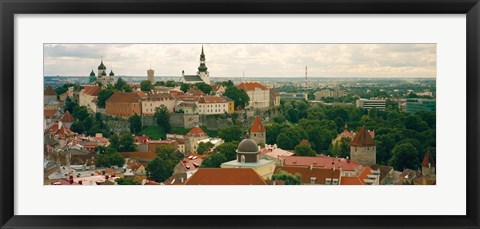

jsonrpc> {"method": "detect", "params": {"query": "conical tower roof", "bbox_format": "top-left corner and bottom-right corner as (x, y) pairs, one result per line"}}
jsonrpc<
(350, 126), (375, 147)
(250, 116), (265, 132)
(422, 150), (435, 167)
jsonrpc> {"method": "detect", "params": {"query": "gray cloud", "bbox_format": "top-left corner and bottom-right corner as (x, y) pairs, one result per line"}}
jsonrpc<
(44, 44), (436, 78)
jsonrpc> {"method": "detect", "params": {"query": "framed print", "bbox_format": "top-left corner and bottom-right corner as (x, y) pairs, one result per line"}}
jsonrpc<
(1, 0), (479, 228)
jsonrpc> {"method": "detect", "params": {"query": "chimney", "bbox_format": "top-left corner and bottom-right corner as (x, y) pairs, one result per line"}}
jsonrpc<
(78, 180), (82, 185)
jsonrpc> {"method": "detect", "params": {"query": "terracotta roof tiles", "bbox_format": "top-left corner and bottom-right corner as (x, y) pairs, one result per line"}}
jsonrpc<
(350, 127), (375, 147)
(237, 82), (269, 91)
(61, 111), (75, 122)
(250, 116), (266, 132)
(185, 168), (267, 185)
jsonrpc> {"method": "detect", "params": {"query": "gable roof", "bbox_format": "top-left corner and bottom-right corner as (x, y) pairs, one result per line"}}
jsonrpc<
(250, 116), (265, 132)
(44, 109), (58, 118)
(187, 126), (207, 137)
(422, 150), (435, 168)
(274, 166), (341, 184)
(237, 82), (269, 91)
(350, 127), (376, 147)
(340, 166), (373, 185)
(182, 75), (202, 82)
(61, 111), (75, 122)
(185, 168), (267, 185)
(44, 86), (57, 96)
(47, 122), (75, 139)
(198, 96), (228, 104)
(106, 92), (141, 103)
(82, 86), (101, 96)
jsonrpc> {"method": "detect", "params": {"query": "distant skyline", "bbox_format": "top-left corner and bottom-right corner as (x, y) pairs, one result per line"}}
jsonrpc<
(44, 44), (436, 78)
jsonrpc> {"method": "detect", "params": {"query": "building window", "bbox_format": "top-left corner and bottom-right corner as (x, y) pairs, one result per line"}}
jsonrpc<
(241, 155), (245, 163)
(310, 177), (317, 184)
(325, 179), (332, 185)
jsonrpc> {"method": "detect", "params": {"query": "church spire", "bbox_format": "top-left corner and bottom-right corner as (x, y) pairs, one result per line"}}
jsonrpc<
(198, 45), (208, 73)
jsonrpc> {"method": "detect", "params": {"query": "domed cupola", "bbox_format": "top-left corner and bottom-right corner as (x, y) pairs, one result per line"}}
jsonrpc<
(236, 138), (259, 163)
(89, 70), (95, 77)
(109, 69), (115, 76)
(98, 60), (106, 70)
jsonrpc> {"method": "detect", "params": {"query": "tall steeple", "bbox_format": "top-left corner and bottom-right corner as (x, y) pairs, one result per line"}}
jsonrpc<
(198, 45), (208, 73)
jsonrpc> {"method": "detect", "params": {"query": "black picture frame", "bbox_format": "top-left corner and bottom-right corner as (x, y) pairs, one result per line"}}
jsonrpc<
(1, 0), (479, 228)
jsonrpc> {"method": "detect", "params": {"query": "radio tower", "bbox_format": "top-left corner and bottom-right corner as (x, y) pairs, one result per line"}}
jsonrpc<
(304, 66), (308, 88)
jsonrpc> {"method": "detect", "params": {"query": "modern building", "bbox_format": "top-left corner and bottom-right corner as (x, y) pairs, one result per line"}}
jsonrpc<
(237, 82), (270, 109)
(180, 46), (210, 85)
(221, 138), (276, 179)
(350, 127), (376, 166)
(405, 98), (436, 113)
(250, 116), (266, 145)
(314, 89), (347, 100)
(105, 92), (142, 118)
(278, 92), (308, 101)
(356, 98), (386, 110)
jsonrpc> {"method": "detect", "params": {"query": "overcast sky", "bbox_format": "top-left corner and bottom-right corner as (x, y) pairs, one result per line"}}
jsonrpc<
(44, 44), (436, 78)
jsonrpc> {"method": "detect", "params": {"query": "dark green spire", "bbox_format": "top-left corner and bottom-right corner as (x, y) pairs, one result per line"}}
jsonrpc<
(98, 58), (106, 70)
(198, 45), (208, 72)
(109, 69), (115, 76)
(90, 70), (95, 77)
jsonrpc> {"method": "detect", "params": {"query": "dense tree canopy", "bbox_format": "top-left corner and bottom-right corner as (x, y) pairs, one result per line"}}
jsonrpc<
(128, 114), (142, 134)
(154, 105), (171, 133)
(218, 125), (243, 142)
(389, 142), (420, 171)
(140, 80), (153, 92)
(200, 153), (228, 168)
(294, 144), (316, 156)
(213, 141), (239, 161)
(224, 86), (250, 109)
(97, 88), (115, 108)
(196, 142), (214, 155)
(272, 170), (301, 185)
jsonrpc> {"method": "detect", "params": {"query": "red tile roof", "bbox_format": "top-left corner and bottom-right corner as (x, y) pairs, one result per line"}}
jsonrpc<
(44, 86), (57, 96)
(118, 152), (157, 160)
(47, 122), (75, 139)
(187, 126), (207, 137)
(350, 127), (375, 147)
(134, 90), (148, 98)
(185, 168), (267, 185)
(133, 135), (151, 144)
(274, 166), (341, 184)
(237, 82), (269, 91)
(44, 109), (58, 118)
(250, 116), (265, 132)
(61, 111), (75, 122)
(281, 155), (362, 172)
(187, 88), (206, 96)
(82, 86), (101, 96)
(299, 139), (310, 146)
(106, 92), (142, 103)
(340, 166), (373, 185)
(422, 150), (435, 168)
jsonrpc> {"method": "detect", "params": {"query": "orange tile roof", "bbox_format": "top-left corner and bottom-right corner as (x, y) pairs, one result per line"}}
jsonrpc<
(187, 88), (206, 96)
(350, 127), (375, 147)
(106, 92), (142, 103)
(118, 152), (157, 160)
(47, 122), (75, 139)
(187, 126), (207, 137)
(237, 82), (269, 91)
(44, 109), (57, 118)
(185, 168), (267, 185)
(61, 111), (75, 122)
(274, 166), (341, 184)
(250, 116), (265, 132)
(82, 86), (101, 96)
(422, 150), (435, 168)
(340, 166), (373, 185)
(44, 86), (57, 95)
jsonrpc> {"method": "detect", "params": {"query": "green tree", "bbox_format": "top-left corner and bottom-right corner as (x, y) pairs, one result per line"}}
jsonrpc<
(200, 153), (228, 168)
(109, 132), (136, 152)
(180, 83), (191, 93)
(286, 109), (300, 123)
(195, 82), (212, 94)
(389, 143), (420, 171)
(276, 133), (296, 150)
(115, 178), (140, 185)
(97, 88), (115, 108)
(95, 150), (125, 168)
(64, 96), (77, 114)
(147, 145), (182, 182)
(213, 141), (239, 161)
(224, 86), (250, 109)
(128, 114), (142, 134)
(271, 170), (301, 185)
(165, 80), (176, 87)
(294, 144), (316, 156)
(196, 142), (214, 155)
(218, 125), (243, 142)
(154, 105), (171, 133)
(115, 77), (127, 90)
(140, 80), (153, 92)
